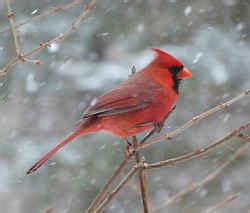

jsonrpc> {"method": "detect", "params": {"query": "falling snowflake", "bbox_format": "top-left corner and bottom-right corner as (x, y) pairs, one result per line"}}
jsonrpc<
(47, 43), (60, 53)
(31, 8), (39, 15)
(26, 73), (38, 93)
(193, 52), (203, 64)
(184, 6), (192, 16)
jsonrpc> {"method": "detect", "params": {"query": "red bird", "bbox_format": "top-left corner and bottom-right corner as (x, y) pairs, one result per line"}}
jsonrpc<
(27, 48), (192, 174)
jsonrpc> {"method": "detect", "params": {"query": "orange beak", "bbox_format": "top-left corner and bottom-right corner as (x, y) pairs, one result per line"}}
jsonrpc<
(177, 67), (192, 79)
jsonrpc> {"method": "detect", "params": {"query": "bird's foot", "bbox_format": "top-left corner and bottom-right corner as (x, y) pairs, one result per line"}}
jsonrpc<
(154, 122), (164, 133)
(154, 105), (177, 133)
(129, 65), (136, 78)
(124, 138), (135, 159)
(124, 145), (135, 159)
(125, 138), (132, 146)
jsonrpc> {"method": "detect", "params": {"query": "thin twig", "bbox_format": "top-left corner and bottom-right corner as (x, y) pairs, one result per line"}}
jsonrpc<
(6, 0), (21, 55)
(134, 136), (149, 213)
(95, 165), (140, 213)
(0, 0), (96, 78)
(6, 0), (40, 65)
(154, 142), (248, 212)
(0, 0), (85, 35)
(86, 158), (128, 212)
(21, 57), (43, 65)
(138, 89), (250, 150)
(138, 168), (149, 213)
(238, 133), (250, 142)
(205, 193), (240, 213)
(145, 121), (250, 170)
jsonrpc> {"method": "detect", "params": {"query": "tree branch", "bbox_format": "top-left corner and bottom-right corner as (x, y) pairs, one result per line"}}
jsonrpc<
(0, 0), (96, 78)
(138, 168), (149, 213)
(86, 158), (128, 212)
(138, 89), (250, 150)
(145, 121), (250, 170)
(238, 133), (250, 143)
(6, 0), (21, 55)
(205, 193), (240, 213)
(1, 0), (85, 35)
(95, 165), (140, 212)
(134, 136), (149, 213)
(154, 142), (248, 212)
(6, 0), (42, 65)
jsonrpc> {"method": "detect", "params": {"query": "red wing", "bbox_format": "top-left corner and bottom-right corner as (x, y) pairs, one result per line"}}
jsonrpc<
(82, 84), (153, 118)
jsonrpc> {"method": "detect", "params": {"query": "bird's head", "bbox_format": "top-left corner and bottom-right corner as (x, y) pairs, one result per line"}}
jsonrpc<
(150, 48), (192, 93)
(151, 48), (192, 80)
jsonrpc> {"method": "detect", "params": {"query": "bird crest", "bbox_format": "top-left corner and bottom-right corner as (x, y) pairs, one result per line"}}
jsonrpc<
(151, 48), (183, 68)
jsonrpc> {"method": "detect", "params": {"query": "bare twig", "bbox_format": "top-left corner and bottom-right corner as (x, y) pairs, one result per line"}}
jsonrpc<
(134, 136), (149, 213)
(86, 158), (128, 212)
(21, 57), (43, 65)
(138, 89), (250, 150)
(0, 0), (85, 35)
(153, 142), (249, 212)
(238, 133), (250, 142)
(95, 165), (140, 213)
(205, 193), (240, 212)
(145, 121), (250, 170)
(138, 168), (149, 213)
(6, 0), (41, 65)
(0, 0), (96, 77)
(6, 0), (21, 55)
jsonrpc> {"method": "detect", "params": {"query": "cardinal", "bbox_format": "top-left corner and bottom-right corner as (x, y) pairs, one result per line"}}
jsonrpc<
(27, 48), (192, 174)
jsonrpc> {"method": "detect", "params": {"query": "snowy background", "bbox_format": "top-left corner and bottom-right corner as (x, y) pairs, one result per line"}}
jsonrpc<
(0, 0), (250, 212)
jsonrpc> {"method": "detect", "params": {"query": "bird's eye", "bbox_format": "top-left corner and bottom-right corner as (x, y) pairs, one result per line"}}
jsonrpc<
(168, 65), (184, 74)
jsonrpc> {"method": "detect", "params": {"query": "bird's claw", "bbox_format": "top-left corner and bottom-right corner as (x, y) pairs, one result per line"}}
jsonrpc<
(124, 138), (135, 159)
(154, 105), (176, 133)
(124, 144), (135, 159)
(154, 122), (164, 133)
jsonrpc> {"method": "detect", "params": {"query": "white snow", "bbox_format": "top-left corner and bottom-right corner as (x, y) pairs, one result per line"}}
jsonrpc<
(98, 32), (109, 36)
(184, 6), (192, 16)
(31, 8), (39, 15)
(47, 42), (60, 53)
(236, 22), (245, 31)
(211, 64), (228, 85)
(192, 52), (203, 64)
(26, 73), (38, 93)
(137, 23), (145, 33)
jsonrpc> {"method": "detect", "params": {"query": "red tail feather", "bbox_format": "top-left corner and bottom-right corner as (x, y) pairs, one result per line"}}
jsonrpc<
(27, 129), (82, 175)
